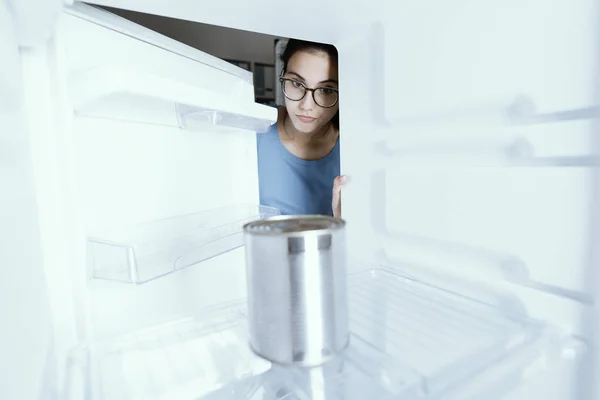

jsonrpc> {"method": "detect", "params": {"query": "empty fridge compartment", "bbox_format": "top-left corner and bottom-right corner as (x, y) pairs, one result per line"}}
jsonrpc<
(87, 204), (279, 284)
(76, 265), (577, 400)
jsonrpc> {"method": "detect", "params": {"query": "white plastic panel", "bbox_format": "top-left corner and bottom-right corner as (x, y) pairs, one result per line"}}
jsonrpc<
(77, 0), (376, 42)
(383, 0), (600, 123)
(331, 2), (599, 400)
(63, 2), (270, 341)
(52, 0), (273, 373)
(75, 113), (262, 338)
(381, 168), (592, 296)
(75, 116), (261, 227)
(0, 1), (62, 398)
(5, 0), (62, 46)
(65, 3), (254, 88)
(373, 119), (600, 168)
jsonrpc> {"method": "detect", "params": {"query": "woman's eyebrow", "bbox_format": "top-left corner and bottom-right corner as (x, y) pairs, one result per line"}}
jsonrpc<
(286, 71), (338, 85)
(319, 78), (339, 85)
(286, 71), (306, 81)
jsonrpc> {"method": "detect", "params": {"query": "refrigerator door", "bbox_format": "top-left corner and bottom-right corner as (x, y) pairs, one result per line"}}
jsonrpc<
(58, 3), (279, 291)
(0, 0), (63, 398)
(64, 3), (277, 134)
(26, 0), (282, 345)
(5, 3), (280, 399)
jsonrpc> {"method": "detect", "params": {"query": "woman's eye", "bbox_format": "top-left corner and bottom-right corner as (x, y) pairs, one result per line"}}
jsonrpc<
(321, 88), (334, 95)
(292, 81), (303, 88)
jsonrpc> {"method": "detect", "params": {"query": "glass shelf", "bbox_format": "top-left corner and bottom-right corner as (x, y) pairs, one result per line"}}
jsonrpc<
(87, 204), (279, 284)
(73, 267), (575, 399)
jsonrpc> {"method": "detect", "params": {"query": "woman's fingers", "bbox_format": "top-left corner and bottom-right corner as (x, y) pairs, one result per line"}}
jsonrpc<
(332, 175), (347, 219)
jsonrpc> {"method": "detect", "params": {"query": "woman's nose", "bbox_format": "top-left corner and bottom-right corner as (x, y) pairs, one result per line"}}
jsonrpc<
(299, 91), (316, 110)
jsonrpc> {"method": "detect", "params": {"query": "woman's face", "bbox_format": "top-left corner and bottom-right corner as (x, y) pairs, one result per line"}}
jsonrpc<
(282, 50), (339, 134)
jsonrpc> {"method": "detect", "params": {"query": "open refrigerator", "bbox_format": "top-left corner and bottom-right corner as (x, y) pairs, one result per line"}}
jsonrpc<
(1, 0), (599, 399)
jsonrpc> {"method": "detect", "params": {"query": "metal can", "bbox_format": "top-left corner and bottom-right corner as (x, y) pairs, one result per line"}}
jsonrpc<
(243, 215), (349, 367)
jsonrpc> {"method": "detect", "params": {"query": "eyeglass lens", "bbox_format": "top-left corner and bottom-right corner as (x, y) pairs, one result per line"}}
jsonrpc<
(282, 79), (338, 108)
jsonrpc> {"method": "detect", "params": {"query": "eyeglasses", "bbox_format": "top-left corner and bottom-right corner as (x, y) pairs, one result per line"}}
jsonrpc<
(279, 77), (339, 108)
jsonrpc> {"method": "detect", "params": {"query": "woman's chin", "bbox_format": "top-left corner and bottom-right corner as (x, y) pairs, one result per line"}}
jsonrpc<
(291, 120), (319, 134)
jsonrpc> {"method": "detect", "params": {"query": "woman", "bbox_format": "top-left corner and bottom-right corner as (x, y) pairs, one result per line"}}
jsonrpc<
(257, 38), (346, 218)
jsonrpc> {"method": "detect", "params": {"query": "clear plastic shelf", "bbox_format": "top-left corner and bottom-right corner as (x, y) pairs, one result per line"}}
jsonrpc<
(176, 103), (274, 134)
(87, 204), (279, 284)
(68, 67), (277, 133)
(71, 266), (578, 399)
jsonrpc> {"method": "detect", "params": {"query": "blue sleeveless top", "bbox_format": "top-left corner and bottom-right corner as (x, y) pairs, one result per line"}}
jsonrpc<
(257, 123), (340, 216)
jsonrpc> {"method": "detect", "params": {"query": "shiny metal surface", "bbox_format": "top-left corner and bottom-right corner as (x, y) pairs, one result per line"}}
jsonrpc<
(243, 215), (349, 367)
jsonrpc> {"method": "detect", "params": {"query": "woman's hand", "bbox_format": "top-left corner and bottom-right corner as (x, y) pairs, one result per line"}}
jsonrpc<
(332, 175), (347, 219)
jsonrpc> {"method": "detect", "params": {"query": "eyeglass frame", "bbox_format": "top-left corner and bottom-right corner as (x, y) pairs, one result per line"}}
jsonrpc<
(279, 77), (339, 108)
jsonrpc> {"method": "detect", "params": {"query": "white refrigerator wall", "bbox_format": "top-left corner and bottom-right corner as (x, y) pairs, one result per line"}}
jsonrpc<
(0, 1), (65, 398)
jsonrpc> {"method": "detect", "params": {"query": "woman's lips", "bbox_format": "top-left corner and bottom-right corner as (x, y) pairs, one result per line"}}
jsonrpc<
(296, 115), (316, 123)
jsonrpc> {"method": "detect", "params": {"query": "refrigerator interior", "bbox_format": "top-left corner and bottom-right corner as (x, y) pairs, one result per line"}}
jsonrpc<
(8, 0), (600, 399)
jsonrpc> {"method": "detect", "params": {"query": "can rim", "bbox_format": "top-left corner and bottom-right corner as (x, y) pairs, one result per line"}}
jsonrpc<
(243, 214), (345, 236)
